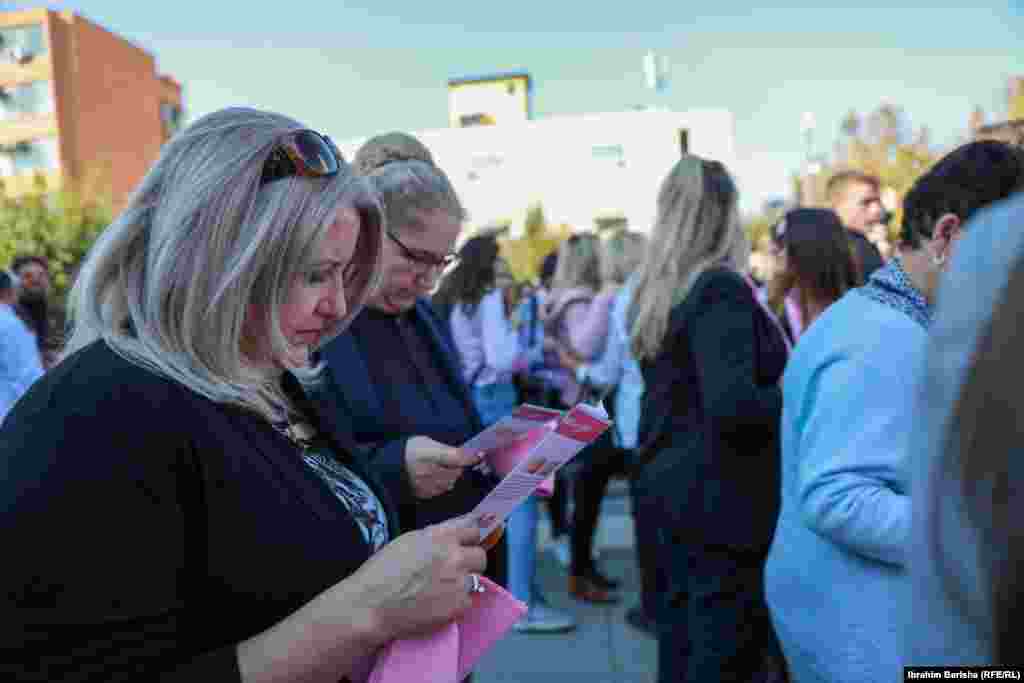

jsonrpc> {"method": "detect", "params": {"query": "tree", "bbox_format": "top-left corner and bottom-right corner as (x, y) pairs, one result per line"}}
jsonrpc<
(810, 103), (940, 241)
(0, 171), (113, 344)
(1009, 77), (1024, 121)
(497, 202), (571, 282)
(744, 209), (782, 252)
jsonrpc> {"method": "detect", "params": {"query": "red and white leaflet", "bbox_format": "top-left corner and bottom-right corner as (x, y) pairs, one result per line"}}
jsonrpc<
(462, 402), (611, 540)
(461, 403), (562, 458)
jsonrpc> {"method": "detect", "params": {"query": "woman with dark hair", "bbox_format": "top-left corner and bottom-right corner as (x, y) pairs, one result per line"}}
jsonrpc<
(433, 234), (528, 426)
(434, 234), (576, 634)
(907, 191), (1024, 668)
(765, 207), (862, 342)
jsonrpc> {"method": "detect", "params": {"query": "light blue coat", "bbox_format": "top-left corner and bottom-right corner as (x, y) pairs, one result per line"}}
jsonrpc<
(0, 303), (44, 424)
(764, 281), (923, 683)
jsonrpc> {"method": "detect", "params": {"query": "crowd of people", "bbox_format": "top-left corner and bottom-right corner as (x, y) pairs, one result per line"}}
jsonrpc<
(0, 104), (1023, 683)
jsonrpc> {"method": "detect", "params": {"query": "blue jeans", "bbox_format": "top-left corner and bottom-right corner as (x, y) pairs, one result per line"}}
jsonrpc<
(471, 381), (537, 605)
(506, 494), (539, 605)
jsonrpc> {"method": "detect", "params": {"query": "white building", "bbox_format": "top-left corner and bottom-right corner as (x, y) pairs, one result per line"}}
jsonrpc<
(335, 107), (740, 237)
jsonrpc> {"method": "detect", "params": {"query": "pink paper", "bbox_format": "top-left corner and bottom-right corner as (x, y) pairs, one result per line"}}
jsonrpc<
(485, 426), (556, 498)
(485, 425), (551, 476)
(367, 576), (527, 683)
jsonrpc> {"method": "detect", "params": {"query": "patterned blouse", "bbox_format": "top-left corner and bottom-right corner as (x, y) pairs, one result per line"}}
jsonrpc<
(858, 257), (933, 330)
(281, 421), (390, 553)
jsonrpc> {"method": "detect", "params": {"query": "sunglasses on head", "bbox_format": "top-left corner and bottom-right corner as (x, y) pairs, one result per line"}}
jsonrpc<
(260, 129), (343, 187)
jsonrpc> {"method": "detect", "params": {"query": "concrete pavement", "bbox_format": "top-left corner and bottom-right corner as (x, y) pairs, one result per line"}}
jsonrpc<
(474, 480), (658, 683)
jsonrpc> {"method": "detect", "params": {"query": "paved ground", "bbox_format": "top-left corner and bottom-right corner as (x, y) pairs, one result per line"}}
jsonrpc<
(475, 480), (658, 683)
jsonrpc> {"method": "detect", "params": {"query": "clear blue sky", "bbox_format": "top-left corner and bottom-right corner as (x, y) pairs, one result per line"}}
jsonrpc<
(10, 1), (1024, 211)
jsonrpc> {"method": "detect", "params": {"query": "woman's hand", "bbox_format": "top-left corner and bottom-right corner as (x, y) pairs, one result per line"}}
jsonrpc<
(348, 518), (489, 640)
(237, 518), (489, 682)
(405, 436), (483, 499)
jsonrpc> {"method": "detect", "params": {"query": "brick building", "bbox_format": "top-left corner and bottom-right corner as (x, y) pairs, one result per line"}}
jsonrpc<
(0, 8), (182, 209)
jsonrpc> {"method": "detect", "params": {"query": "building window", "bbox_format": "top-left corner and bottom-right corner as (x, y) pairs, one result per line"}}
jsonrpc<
(0, 24), (47, 64)
(0, 81), (54, 120)
(160, 102), (183, 138)
(0, 137), (60, 177)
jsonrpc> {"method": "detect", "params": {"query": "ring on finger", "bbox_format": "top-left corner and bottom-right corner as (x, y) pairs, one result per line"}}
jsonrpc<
(466, 573), (486, 595)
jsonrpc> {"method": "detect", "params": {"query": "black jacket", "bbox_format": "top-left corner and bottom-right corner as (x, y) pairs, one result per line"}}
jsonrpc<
(637, 268), (788, 550)
(0, 341), (403, 682)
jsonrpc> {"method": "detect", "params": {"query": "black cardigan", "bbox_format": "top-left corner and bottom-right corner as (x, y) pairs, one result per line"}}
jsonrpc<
(637, 267), (788, 550)
(0, 341), (403, 682)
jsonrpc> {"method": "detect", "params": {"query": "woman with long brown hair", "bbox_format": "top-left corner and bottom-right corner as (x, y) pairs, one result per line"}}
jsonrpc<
(765, 207), (863, 342)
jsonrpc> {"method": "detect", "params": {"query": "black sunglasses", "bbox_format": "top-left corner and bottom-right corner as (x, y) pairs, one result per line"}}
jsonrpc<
(260, 129), (343, 187)
(387, 230), (459, 270)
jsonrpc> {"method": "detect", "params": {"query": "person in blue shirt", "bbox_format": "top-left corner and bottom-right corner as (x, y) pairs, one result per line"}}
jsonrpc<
(0, 269), (44, 423)
(764, 140), (1024, 683)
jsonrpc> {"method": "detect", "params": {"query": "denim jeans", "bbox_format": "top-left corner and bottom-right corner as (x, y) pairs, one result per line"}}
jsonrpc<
(471, 381), (538, 605)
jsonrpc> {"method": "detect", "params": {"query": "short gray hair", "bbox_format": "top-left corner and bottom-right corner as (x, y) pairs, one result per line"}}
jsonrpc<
(353, 132), (465, 235)
(64, 107), (384, 424)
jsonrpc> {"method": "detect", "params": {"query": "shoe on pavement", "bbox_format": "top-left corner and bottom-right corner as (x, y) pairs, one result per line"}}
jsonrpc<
(568, 575), (620, 604)
(512, 604), (577, 634)
(582, 566), (621, 590)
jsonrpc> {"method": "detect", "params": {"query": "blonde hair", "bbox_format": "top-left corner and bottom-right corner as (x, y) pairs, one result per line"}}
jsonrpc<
(600, 231), (648, 285)
(353, 132), (465, 235)
(63, 107), (384, 424)
(552, 233), (602, 292)
(630, 155), (748, 361)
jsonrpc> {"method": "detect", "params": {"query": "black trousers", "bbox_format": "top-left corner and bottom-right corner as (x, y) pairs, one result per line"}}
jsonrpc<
(656, 543), (782, 683)
(569, 432), (627, 576)
(544, 469), (571, 539)
(630, 468), (667, 620)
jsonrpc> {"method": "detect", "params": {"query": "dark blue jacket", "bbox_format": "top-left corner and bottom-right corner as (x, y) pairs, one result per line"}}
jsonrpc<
(315, 299), (494, 534)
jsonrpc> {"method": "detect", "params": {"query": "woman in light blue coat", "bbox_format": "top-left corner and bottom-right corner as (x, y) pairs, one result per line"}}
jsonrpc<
(765, 140), (1024, 683)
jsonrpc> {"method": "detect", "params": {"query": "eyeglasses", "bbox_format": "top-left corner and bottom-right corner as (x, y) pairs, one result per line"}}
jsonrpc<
(387, 230), (459, 271)
(259, 129), (342, 187)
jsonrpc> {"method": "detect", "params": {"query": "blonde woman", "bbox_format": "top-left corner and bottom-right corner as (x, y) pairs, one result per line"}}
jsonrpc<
(0, 109), (490, 682)
(630, 155), (789, 682)
(538, 232), (620, 603)
(542, 233), (615, 408)
(556, 230), (648, 607)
